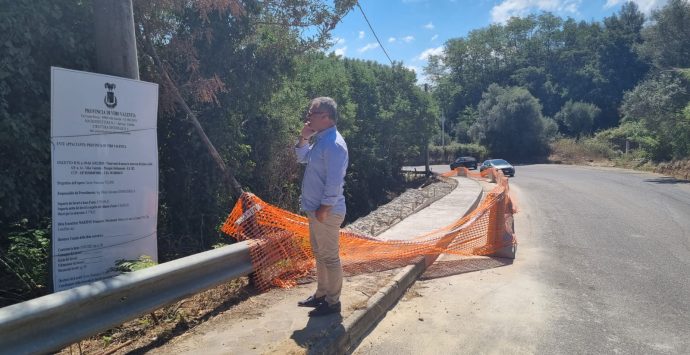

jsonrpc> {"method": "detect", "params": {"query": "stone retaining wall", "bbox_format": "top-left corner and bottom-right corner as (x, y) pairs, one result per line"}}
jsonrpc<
(344, 176), (457, 237)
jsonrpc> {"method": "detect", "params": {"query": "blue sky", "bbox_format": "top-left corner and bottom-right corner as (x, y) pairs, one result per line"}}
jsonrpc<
(327, 0), (668, 83)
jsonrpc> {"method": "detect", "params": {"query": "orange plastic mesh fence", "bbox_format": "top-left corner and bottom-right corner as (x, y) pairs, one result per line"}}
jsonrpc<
(220, 168), (516, 292)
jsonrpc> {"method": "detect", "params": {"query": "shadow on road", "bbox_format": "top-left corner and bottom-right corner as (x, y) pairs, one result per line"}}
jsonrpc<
(644, 177), (690, 184)
(291, 313), (344, 351)
(420, 256), (514, 280)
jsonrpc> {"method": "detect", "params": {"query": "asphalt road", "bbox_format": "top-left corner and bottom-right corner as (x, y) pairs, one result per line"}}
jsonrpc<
(354, 164), (690, 354)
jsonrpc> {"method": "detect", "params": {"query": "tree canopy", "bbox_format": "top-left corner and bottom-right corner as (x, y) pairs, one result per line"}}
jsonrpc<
(427, 2), (652, 158)
(470, 84), (553, 161)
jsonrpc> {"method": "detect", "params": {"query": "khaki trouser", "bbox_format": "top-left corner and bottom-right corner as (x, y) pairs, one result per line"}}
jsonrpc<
(306, 211), (345, 305)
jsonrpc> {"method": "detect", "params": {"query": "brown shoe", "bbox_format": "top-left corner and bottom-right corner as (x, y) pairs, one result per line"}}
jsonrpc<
(308, 302), (341, 317)
(298, 295), (325, 308)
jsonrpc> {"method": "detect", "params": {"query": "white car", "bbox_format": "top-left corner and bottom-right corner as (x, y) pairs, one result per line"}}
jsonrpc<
(479, 159), (515, 177)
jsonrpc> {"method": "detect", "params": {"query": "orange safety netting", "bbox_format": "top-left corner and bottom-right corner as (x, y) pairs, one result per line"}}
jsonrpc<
(220, 168), (516, 292)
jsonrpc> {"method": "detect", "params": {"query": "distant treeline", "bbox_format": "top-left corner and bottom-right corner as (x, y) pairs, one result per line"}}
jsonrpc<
(427, 0), (690, 162)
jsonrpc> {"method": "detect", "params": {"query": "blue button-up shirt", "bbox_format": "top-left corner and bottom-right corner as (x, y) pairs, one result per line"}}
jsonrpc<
(295, 126), (348, 215)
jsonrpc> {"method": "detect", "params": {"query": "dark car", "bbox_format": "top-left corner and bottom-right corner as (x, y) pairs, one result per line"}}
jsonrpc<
(450, 156), (478, 170)
(480, 159), (515, 177)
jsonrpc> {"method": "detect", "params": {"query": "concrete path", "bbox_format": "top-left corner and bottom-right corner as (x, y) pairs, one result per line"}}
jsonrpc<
(150, 175), (483, 354)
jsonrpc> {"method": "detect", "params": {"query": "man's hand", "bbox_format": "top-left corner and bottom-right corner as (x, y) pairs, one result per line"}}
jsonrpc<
(297, 122), (317, 148)
(316, 205), (332, 222)
(301, 122), (316, 140)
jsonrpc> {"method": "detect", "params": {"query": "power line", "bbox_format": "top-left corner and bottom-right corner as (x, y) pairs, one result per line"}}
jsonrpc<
(356, 2), (394, 65)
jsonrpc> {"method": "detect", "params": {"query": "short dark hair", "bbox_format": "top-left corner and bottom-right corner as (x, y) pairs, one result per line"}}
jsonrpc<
(311, 97), (338, 123)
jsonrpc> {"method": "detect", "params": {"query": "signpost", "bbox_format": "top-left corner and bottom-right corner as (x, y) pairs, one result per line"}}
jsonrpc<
(50, 67), (159, 291)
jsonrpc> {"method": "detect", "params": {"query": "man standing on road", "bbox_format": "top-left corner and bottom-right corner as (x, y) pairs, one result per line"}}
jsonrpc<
(294, 97), (348, 317)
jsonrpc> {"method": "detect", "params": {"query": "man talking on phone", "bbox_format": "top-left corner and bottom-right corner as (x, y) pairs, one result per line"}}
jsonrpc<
(294, 97), (349, 317)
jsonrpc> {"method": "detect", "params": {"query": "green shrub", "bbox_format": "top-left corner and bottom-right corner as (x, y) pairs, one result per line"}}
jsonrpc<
(112, 255), (158, 273)
(0, 219), (50, 305)
(582, 137), (619, 159)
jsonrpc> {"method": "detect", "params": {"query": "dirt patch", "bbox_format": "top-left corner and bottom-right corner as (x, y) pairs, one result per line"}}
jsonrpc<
(652, 159), (690, 181)
(548, 153), (615, 167)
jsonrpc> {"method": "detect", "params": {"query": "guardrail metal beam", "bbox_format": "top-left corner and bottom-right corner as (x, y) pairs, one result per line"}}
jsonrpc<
(0, 241), (252, 355)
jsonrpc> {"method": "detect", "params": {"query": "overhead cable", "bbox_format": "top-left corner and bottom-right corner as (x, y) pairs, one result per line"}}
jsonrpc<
(356, 2), (394, 65)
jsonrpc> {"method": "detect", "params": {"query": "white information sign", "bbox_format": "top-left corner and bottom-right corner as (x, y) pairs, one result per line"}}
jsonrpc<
(50, 67), (159, 291)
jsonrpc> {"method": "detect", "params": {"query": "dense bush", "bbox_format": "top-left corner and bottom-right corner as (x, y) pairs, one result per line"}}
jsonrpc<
(0, 219), (50, 306)
(470, 84), (553, 161)
(554, 101), (601, 139)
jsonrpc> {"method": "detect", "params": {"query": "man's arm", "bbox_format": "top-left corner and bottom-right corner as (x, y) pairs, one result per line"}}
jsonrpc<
(295, 136), (310, 163)
(317, 143), (348, 221)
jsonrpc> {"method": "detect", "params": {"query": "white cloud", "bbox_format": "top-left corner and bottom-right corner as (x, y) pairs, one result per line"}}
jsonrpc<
(418, 46), (444, 61)
(334, 46), (347, 57)
(431, 34), (439, 41)
(358, 42), (379, 53)
(423, 22), (435, 30)
(388, 37), (397, 43)
(333, 37), (346, 46)
(358, 31), (365, 39)
(491, 0), (581, 23)
(604, 0), (667, 14)
(402, 35), (415, 43)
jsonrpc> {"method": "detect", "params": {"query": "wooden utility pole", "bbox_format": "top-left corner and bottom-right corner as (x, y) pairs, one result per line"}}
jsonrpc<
(93, 0), (139, 80)
(91, 0), (245, 197)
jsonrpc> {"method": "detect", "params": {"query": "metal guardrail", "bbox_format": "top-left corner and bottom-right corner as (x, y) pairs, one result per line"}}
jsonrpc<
(0, 241), (253, 355)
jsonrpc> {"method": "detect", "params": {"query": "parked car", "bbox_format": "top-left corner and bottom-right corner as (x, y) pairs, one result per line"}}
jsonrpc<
(480, 159), (515, 177)
(450, 156), (478, 170)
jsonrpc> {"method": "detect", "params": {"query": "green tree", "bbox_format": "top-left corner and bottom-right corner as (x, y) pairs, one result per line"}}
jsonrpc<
(554, 100), (601, 140)
(0, 0), (94, 230)
(132, 0), (357, 255)
(433, 7), (650, 135)
(454, 106), (479, 143)
(470, 84), (551, 160)
(637, 0), (690, 69)
(596, 2), (649, 128)
(620, 71), (690, 159)
(509, 66), (562, 117)
(338, 59), (437, 215)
